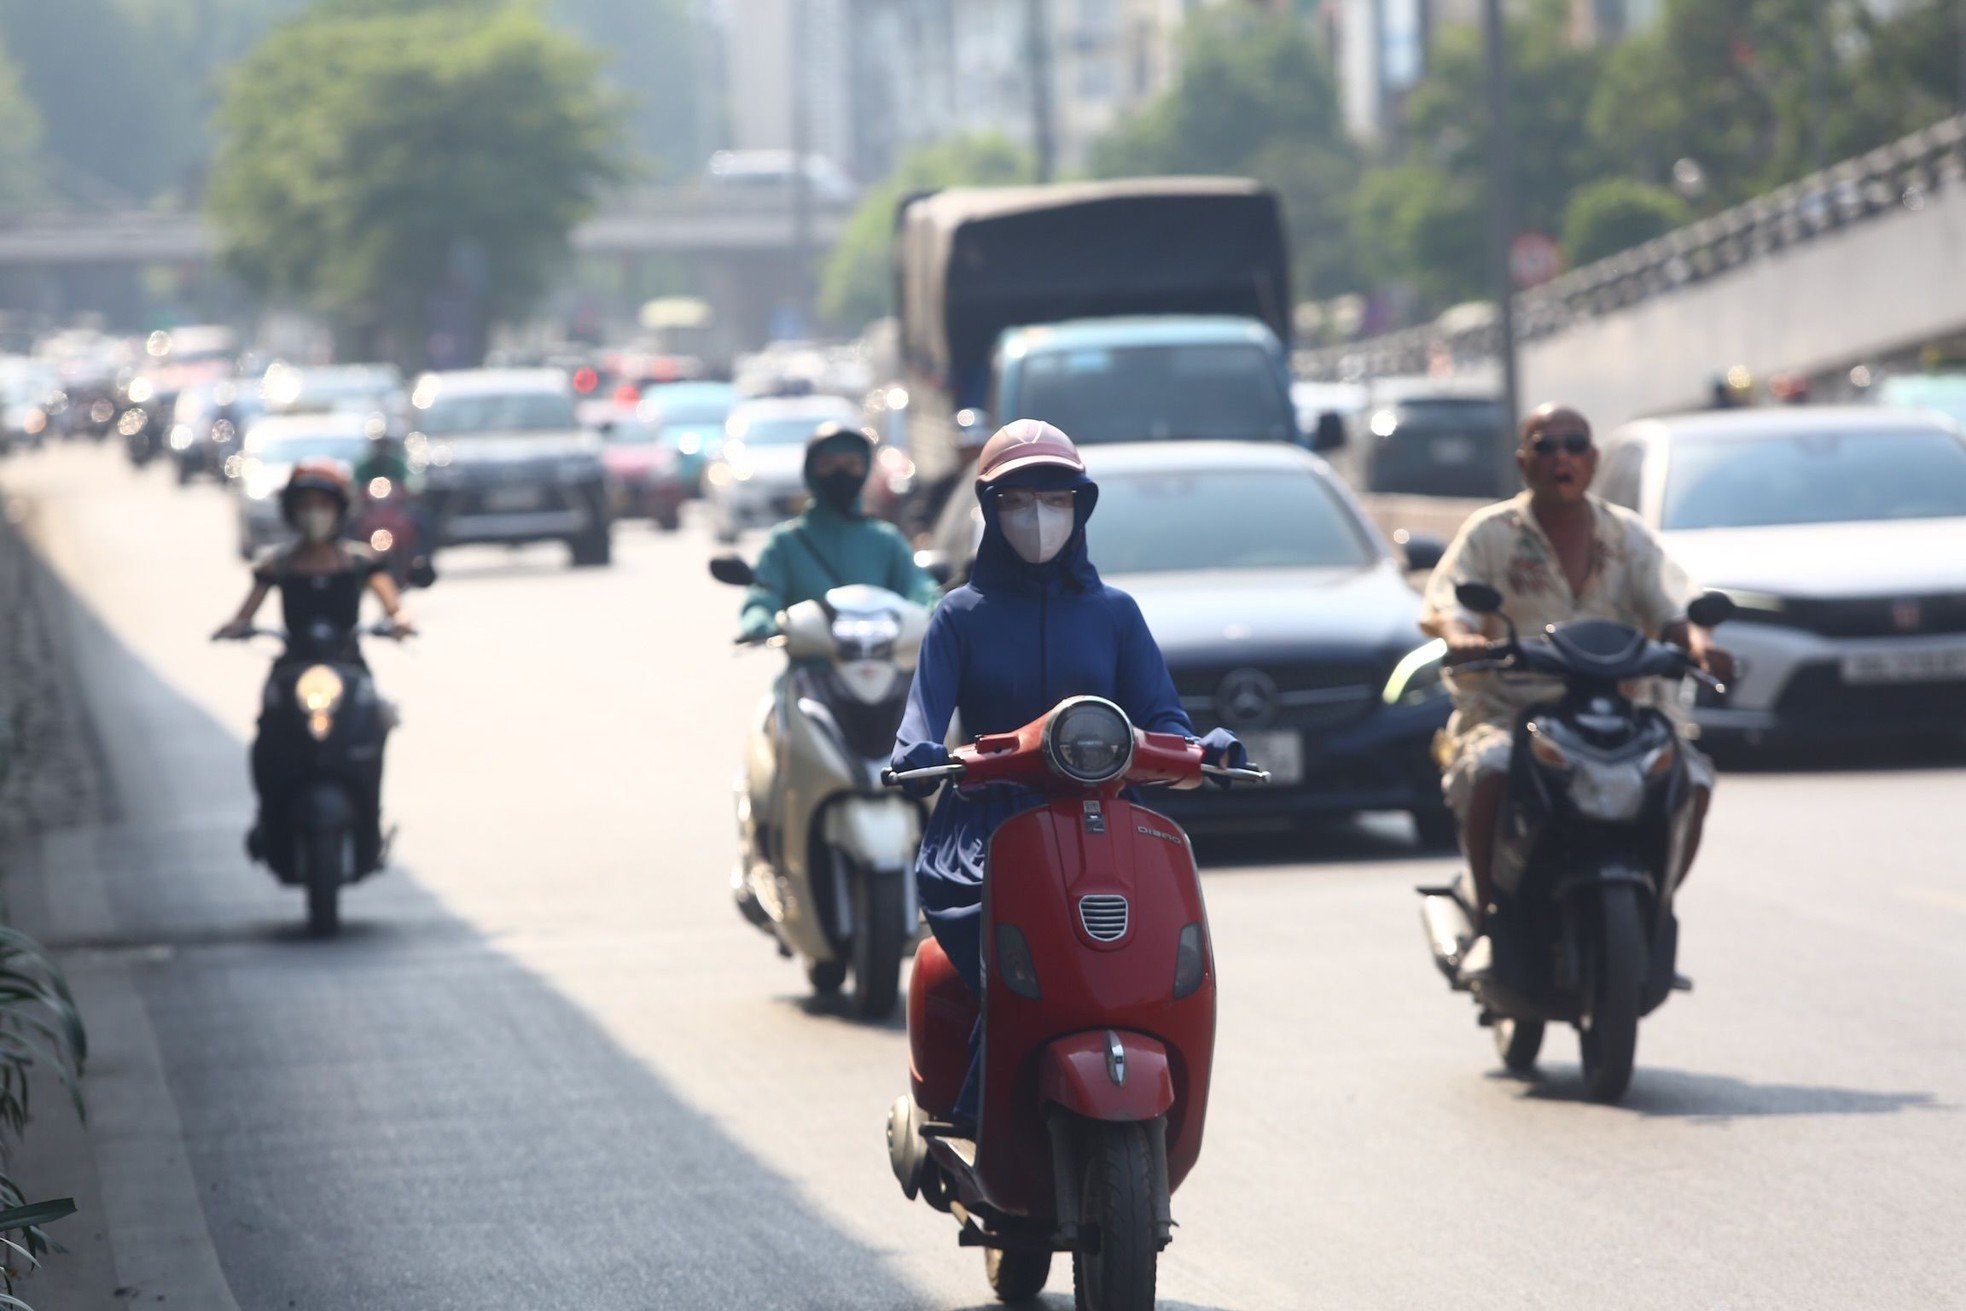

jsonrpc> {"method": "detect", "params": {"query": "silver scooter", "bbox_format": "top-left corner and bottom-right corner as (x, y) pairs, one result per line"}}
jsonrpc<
(710, 556), (930, 1018)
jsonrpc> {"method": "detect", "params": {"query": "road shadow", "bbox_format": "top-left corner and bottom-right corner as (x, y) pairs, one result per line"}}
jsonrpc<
(1511, 1065), (1947, 1121)
(950, 1298), (1235, 1311)
(1710, 735), (1966, 776)
(1190, 812), (1439, 871)
(26, 562), (935, 1308)
(782, 990), (910, 1033)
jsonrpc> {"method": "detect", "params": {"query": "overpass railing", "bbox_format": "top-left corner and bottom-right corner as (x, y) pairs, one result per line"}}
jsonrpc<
(1298, 112), (1966, 380)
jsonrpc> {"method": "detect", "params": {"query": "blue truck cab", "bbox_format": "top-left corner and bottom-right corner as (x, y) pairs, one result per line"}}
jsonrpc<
(991, 316), (1298, 448)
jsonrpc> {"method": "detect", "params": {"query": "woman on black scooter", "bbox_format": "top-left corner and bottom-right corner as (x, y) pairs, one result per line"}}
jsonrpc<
(891, 421), (1243, 1130)
(214, 460), (415, 873)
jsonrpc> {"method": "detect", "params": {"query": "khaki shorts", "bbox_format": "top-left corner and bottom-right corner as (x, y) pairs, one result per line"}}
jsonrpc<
(1440, 721), (1714, 821)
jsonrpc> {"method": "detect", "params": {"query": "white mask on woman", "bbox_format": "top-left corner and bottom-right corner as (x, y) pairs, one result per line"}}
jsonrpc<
(999, 499), (1075, 565)
(297, 508), (339, 544)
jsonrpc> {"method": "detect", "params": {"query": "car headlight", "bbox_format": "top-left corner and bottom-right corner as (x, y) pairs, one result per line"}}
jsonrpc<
(294, 665), (344, 741)
(1043, 696), (1134, 785)
(676, 432), (702, 456)
(1382, 638), (1448, 705)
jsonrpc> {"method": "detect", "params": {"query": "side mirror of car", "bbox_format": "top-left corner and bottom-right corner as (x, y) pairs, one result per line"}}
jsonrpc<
(708, 554), (756, 587)
(1393, 529), (1446, 573)
(1685, 590), (1736, 629)
(406, 557), (438, 590)
(914, 548), (953, 586)
(1455, 581), (1503, 615)
(1310, 410), (1347, 453)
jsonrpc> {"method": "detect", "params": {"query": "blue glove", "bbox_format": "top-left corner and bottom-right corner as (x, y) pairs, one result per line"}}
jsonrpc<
(890, 740), (952, 799)
(1197, 728), (1248, 788)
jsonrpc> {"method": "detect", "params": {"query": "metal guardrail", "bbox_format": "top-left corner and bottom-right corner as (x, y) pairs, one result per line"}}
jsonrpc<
(1298, 113), (1966, 381)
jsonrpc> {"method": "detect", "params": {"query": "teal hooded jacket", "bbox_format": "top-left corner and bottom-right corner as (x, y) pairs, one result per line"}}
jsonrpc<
(738, 498), (941, 640)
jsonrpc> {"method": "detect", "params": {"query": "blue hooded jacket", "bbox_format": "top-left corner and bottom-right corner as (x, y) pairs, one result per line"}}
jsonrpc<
(892, 465), (1232, 984)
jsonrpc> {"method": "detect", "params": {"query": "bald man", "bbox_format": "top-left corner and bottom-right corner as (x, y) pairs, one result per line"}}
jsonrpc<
(1419, 403), (1733, 931)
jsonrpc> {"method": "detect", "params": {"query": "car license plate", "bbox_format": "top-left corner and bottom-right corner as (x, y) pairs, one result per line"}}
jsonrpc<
(1840, 645), (1966, 684)
(1238, 729), (1304, 786)
(1432, 437), (1475, 465)
(485, 485), (544, 512)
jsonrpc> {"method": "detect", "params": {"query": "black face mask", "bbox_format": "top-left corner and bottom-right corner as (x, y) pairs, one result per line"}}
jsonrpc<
(813, 470), (864, 513)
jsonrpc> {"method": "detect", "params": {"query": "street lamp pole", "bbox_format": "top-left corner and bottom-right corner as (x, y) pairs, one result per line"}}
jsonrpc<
(1481, 0), (1523, 485)
(1026, 0), (1057, 183)
(789, 0), (814, 330)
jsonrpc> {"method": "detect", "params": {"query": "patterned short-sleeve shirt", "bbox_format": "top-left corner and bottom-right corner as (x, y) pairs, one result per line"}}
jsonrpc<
(1420, 492), (1695, 738)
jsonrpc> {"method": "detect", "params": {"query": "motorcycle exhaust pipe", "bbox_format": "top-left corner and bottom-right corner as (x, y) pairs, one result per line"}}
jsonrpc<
(1419, 894), (1475, 983)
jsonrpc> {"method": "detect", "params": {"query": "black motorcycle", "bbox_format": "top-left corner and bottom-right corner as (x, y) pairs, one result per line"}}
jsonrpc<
(1417, 582), (1733, 1103)
(219, 618), (407, 937)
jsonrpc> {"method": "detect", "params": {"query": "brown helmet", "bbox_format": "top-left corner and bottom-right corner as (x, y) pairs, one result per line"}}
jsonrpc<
(975, 419), (1085, 486)
(279, 458), (351, 525)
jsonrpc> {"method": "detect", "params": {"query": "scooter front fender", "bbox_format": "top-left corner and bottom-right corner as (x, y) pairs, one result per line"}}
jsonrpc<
(823, 794), (921, 874)
(1039, 1031), (1174, 1123)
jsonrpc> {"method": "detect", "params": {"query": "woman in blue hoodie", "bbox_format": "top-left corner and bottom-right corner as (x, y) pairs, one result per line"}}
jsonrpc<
(891, 420), (1243, 1127)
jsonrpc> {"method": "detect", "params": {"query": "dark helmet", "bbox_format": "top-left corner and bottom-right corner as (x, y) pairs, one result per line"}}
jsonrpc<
(803, 420), (876, 478)
(975, 419), (1084, 487)
(279, 458), (351, 525)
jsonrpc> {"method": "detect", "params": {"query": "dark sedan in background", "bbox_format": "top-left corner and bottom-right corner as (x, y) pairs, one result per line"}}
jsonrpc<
(922, 441), (1455, 843)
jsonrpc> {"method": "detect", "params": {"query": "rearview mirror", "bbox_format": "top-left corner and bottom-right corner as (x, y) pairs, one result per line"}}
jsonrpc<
(1310, 410), (1347, 453)
(1455, 581), (1503, 615)
(1685, 590), (1736, 629)
(708, 554), (755, 587)
(1394, 529), (1446, 573)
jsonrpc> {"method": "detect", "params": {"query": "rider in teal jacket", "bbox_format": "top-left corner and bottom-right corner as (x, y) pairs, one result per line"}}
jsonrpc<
(737, 423), (941, 640)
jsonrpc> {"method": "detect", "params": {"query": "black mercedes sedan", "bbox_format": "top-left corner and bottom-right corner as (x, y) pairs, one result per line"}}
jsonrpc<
(921, 440), (1457, 844)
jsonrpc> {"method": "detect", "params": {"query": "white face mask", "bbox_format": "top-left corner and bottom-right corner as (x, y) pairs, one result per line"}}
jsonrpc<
(297, 508), (339, 544)
(999, 499), (1075, 565)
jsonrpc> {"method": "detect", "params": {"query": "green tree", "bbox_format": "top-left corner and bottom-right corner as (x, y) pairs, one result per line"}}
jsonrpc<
(1561, 177), (1691, 265)
(1090, 7), (1360, 300)
(208, 0), (624, 367)
(817, 133), (1033, 332)
(0, 43), (43, 207)
(1355, 0), (1606, 311)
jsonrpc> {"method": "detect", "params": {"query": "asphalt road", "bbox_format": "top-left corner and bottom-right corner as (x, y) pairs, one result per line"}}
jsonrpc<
(7, 442), (1964, 1310)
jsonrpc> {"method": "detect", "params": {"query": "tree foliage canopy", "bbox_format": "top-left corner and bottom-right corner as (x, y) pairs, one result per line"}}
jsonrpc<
(208, 0), (624, 365)
(1090, 7), (1360, 301)
(817, 133), (1034, 332)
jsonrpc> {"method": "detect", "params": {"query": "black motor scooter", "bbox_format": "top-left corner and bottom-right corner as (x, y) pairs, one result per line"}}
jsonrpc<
(219, 614), (416, 937)
(1417, 583), (1734, 1103)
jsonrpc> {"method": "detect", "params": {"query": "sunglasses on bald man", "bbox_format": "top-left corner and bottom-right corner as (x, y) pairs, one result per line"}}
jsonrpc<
(1527, 432), (1592, 457)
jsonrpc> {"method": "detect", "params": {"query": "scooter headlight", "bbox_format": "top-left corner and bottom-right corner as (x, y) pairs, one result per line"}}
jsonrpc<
(831, 610), (900, 660)
(294, 664), (345, 741)
(1043, 697), (1134, 785)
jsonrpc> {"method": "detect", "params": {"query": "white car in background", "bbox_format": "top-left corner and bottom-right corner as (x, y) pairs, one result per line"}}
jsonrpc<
(1598, 408), (1966, 747)
(233, 412), (374, 558)
(704, 394), (859, 542)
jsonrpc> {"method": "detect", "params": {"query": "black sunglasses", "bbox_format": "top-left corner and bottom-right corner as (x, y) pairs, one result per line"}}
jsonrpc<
(1528, 433), (1593, 457)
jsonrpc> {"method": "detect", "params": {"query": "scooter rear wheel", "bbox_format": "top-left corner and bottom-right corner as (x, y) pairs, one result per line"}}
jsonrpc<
(985, 1246), (1051, 1303)
(1073, 1121), (1156, 1311)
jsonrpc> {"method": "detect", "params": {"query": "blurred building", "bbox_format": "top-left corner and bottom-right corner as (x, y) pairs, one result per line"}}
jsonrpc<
(1325, 0), (1663, 140)
(724, 0), (1203, 183)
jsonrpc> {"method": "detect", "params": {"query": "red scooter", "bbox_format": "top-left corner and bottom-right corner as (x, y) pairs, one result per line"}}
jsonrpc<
(883, 696), (1265, 1309)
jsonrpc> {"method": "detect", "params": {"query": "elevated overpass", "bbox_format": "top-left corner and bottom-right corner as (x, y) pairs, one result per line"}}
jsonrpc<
(1303, 114), (1966, 429)
(0, 187), (852, 267)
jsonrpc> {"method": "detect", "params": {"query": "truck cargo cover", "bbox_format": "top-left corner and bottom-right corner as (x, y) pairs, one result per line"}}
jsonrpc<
(897, 178), (1290, 390)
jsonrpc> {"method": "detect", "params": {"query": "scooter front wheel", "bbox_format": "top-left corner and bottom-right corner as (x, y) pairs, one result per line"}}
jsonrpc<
(985, 1246), (1051, 1304)
(848, 867), (905, 1020)
(1073, 1121), (1156, 1311)
(1578, 883), (1643, 1104)
(302, 828), (346, 938)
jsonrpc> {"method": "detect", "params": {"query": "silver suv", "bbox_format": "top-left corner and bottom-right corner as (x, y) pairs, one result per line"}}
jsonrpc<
(411, 369), (613, 567)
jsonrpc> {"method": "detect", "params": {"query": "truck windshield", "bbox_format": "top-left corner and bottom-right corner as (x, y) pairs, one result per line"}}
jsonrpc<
(1012, 343), (1294, 445)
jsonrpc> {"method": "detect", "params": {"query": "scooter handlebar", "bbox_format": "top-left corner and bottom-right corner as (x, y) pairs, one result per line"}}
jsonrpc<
(880, 763), (967, 788)
(1202, 764), (1271, 784)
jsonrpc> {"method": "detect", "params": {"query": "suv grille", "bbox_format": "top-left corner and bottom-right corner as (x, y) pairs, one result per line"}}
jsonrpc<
(1078, 894), (1129, 943)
